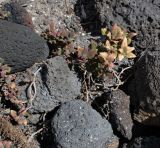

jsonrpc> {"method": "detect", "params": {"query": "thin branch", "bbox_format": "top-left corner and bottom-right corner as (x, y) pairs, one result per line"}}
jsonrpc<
(26, 67), (42, 110)
(110, 66), (132, 90)
(119, 66), (131, 78)
(27, 128), (43, 143)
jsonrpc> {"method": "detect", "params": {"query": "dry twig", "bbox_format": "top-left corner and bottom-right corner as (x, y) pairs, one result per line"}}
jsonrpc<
(27, 128), (43, 143)
(26, 67), (42, 110)
(110, 66), (131, 90)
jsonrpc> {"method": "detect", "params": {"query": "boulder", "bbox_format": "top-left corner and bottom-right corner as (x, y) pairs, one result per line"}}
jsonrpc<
(51, 100), (118, 148)
(13, 56), (81, 113)
(109, 89), (133, 140)
(0, 20), (49, 73)
(133, 48), (160, 126)
(2, 2), (34, 29)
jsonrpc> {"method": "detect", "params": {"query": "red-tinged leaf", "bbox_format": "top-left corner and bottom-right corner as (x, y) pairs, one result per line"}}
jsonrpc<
(128, 32), (138, 38)
(10, 110), (19, 120)
(61, 28), (69, 37)
(87, 48), (97, 59)
(17, 118), (28, 126)
(77, 46), (88, 60)
(108, 62), (115, 69)
(111, 24), (125, 40)
(9, 82), (16, 89)
(77, 46), (84, 56)
(0, 141), (12, 148)
(99, 52), (108, 62)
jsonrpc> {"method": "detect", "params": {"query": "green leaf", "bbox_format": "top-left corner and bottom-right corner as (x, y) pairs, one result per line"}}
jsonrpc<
(101, 28), (107, 35)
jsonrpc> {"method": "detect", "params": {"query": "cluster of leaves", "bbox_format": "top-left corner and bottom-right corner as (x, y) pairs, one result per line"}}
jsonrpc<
(99, 24), (136, 68)
(0, 59), (29, 126)
(1, 77), (28, 126)
(41, 22), (75, 57)
(42, 24), (136, 80)
(0, 10), (11, 20)
(75, 24), (137, 79)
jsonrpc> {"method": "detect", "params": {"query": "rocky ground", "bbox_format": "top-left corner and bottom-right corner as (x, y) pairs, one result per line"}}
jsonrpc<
(0, 0), (160, 148)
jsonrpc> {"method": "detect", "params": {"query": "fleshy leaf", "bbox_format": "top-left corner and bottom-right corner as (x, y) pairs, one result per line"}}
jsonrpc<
(90, 40), (97, 50)
(87, 48), (97, 59)
(101, 28), (107, 35)
(106, 31), (111, 39)
(117, 37), (136, 60)
(128, 32), (138, 38)
(121, 37), (128, 49)
(77, 46), (88, 60)
(99, 51), (116, 61)
(126, 52), (136, 58)
(99, 52), (108, 62)
(105, 40), (111, 50)
(127, 37), (132, 45)
(111, 24), (125, 40)
(117, 53), (124, 61)
(77, 46), (85, 57)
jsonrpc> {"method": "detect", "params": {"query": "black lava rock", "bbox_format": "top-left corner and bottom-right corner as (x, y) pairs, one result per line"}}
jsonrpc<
(0, 20), (49, 73)
(14, 56), (81, 113)
(123, 136), (160, 148)
(109, 89), (133, 140)
(85, 0), (160, 52)
(2, 2), (34, 29)
(131, 48), (160, 126)
(135, 48), (160, 115)
(51, 100), (118, 148)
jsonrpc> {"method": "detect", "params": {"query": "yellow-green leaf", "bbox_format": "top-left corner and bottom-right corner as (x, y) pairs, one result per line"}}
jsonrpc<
(101, 28), (107, 35)
(126, 52), (136, 59)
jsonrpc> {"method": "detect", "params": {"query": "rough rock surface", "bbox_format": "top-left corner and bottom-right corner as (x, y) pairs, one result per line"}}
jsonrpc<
(0, 19), (49, 73)
(123, 136), (160, 148)
(2, 2), (34, 29)
(132, 48), (160, 126)
(14, 56), (81, 113)
(90, 0), (160, 51)
(51, 100), (118, 148)
(109, 89), (133, 140)
(6, 0), (93, 49)
(16, 0), (81, 34)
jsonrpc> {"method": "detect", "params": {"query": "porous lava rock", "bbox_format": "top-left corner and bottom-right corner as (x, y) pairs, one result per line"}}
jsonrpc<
(2, 2), (34, 29)
(0, 19), (49, 73)
(16, 0), (82, 34)
(51, 100), (118, 148)
(133, 48), (160, 126)
(14, 56), (81, 113)
(85, 0), (160, 51)
(109, 89), (133, 140)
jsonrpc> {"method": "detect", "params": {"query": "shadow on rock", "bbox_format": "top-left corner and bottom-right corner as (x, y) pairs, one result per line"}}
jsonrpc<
(74, 0), (101, 35)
